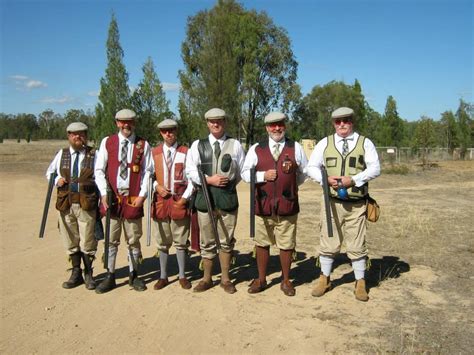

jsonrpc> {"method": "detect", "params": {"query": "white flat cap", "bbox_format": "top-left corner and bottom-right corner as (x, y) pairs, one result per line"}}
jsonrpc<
(264, 111), (287, 124)
(115, 109), (137, 120)
(204, 108), (226, 120)
(157, 119), (178, 129)
(331, 107), (354, 119)
(66, 122), (88, 132)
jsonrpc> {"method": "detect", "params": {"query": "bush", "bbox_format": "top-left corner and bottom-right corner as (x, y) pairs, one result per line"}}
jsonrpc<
(383, 164), (410, 175)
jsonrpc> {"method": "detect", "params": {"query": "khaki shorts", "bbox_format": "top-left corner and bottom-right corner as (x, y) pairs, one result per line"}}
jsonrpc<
(255, 214), (298, 250)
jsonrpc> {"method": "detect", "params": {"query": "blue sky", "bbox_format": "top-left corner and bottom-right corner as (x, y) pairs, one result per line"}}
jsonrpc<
(1, 0), (472, 121)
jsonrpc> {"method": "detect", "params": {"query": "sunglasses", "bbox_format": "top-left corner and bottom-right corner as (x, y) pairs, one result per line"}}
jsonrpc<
(160, 128), (176, 133)
(267, 121), (286, 128)
(334, 118), (353, 125)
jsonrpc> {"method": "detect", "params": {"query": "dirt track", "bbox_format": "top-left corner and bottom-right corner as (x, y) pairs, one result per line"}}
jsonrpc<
(0, 140), (473, 353)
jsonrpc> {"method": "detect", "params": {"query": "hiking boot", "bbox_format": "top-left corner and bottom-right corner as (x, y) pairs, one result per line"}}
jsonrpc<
(95, 272), (116, 294)
(311, 274), (331, 297)
(129, 271), (147, 292)
(62, 252), (84, 289)
(354, 279), (369, 302)
(82, 253), (96, 290)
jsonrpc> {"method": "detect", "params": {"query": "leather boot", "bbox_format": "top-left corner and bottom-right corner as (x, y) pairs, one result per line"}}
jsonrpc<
(219, 252), (236, 294)
(312, 274), (331, 297)
(354, 279), (369, 302)
(82, 253), (96, 290)
(129, 270), (147, 291)
(95, 272), (116, 294)
(62, 252), (84, 289)
(194, 258), (213, 292)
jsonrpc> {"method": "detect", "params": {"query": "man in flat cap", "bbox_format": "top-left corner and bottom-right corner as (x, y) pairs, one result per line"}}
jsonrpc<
(241, 111), (307, 296)
(306, 107), (380, 301)
(185, 108), (245, 293)
(150, 117), (194, 290)
(94, 108), (152, 293)
(45, 122), (99, 290)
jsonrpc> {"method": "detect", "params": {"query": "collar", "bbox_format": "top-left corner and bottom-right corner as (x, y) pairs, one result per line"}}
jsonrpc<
(69, 146), (85, 155)
(335, 133), (355, 142)
(163, 142), (177, 154)
(118, 132), (135, 145)
(209, 134), (227, 145)
(269, 137), (285, 148)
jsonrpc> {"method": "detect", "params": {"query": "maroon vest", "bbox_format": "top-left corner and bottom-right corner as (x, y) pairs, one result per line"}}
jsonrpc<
(151, 144), (189, 220)
(254, 139), (299, 216)
(104, 134), (146, 219)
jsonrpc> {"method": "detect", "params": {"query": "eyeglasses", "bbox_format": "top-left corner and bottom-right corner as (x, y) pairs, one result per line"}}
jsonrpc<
(334, 118), (353, 125)
(267, 121), (286, 128)
(160, 128), (176, 133)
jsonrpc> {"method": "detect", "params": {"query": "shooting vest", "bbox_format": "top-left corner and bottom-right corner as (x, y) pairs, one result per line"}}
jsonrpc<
(56, 146), (97, 212)
(103, 134), (146, 219)
(254, 139), (299, 216)
(151, 143), (189, 220)
(324, 134), (368, 200)
(194, 137), (239, 212)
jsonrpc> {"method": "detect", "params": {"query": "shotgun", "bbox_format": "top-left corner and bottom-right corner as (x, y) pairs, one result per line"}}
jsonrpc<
(146, 175), (153, 246)
(249, 167), (256, 239)
(39, 172), (57, 238)
(197, 164), (220, 249)
(321, 165), (334, 238)
(103, 186), (113, 269)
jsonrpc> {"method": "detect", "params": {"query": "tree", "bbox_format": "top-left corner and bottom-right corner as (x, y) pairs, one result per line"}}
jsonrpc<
(413, 116), (436, 166)
(440, 111), (458, 153)
(455, 99), (473, 159)
(293, 80), (366, 141)
(131, 57), (171, 145)
(382, 95), (404, 147)
(94, 13), (130, 143)
(179, 0), (300, 147)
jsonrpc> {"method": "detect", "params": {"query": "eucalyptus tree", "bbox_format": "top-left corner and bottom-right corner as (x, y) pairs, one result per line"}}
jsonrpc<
(94, 13), (130, 143)
(382, 95), (404, 147)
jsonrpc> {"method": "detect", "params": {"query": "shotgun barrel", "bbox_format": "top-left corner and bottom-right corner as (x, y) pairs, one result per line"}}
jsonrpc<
(249, 167), (256, 239)
(197, 164), (220, 249)
(39, 172), (57, 238)
(321, 165), (334, 238)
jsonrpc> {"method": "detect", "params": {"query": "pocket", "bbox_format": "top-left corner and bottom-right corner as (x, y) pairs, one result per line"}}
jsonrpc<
(55, 189), (70, 212)
(79, 193), (98, 211)
(366, 196), (380, 222)
(174, 162), (184, 181)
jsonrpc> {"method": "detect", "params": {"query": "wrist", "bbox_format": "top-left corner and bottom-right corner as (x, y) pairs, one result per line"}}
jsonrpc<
(349, 177), (355, 187)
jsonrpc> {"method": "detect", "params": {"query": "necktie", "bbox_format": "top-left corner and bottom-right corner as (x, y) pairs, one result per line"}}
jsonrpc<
(166, 149), (172, 171)
(71, 151), (79, 192)
(342, 139), (349, 157)
(214, 141), (221, 160)
(272, 143), (280, 161)
(120, 140), (129, 180)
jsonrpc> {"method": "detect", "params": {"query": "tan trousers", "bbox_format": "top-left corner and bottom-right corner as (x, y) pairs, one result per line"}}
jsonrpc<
(58, 203), (97, 255)
(152, 216), (190, 251)
(319, 196), (368, 260)
(255, 214), (298, 250)
(197, 209), (237, 259)
(109, 217), (142, 250)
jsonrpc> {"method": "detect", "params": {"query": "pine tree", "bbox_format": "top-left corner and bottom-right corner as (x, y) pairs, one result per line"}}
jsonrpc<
(94, 13), (130, 143)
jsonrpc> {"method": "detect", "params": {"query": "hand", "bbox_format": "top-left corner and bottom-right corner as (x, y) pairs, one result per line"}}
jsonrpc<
(131, 196), (145, 208)
(156, 184), (172, 198)
(264, 169), (277, 182)
(101, 195), (109, 210)
(57, 177), (66, 187)
(207, 174), (229, 187)
(328, 176), (352, 189)
(172, 197), (187, 210)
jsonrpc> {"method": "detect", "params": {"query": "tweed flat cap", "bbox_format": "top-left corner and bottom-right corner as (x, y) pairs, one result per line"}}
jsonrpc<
(115, 109), (137, 120)
(331, 107), (354, 119)
(66, 122), (88, 132)
(157, 119), (178, 129)
(204, 108), (226, 120)
(264, 111), (287, 124)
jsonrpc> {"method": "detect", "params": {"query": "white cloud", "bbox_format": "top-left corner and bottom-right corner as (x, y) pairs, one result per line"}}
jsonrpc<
(87, 90), (99, 97)
(163, 82), (180, 92)
(10, 75), (47, 90)
(39, 96), (74, 104)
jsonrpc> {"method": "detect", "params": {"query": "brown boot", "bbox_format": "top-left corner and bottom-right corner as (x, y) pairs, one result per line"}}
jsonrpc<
(354, 279), (369, 302)
(194, 258), (213, 293)
(62, 252), (84, 289)
(311, 274), (331, 297)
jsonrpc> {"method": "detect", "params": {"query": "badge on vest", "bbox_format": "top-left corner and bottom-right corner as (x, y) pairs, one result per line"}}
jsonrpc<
(132, 165), (140, 173)
(281, 154), (294, 174)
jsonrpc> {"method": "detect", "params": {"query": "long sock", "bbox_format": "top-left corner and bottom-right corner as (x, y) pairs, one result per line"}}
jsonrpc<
(256, 246), (269, 282)
(128, 248), (141, 273)
(279, 249), (292, 282)
(218, 252), (231, 283)
(108, 246), (118, 273)
(319, 255), (334, 277)
(159, 250), (169, 279)
(352, 258), (366, 280)
(176, 249), (186, 279)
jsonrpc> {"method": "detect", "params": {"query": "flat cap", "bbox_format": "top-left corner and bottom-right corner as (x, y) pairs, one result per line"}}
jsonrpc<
(204, 108), (226, 120)
(66, 122), (88, 132)
(264, 111), (287, 124)
(115, 109), (137, 121)
(331, 107), (354, 119)
(157, 119), (178, 129)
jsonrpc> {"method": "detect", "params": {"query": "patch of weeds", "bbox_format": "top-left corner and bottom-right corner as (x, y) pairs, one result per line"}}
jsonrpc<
(383, 164), (410, 175)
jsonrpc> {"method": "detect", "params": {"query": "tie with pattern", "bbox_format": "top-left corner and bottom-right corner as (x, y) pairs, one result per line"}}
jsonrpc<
(166, 149), (172, 171)
(214, 141), (221, 160)
(272, 143), (280, 161)
(71, 151), (79, 192)
(342, 139), (349, 157)
(120, 140), (129, 180)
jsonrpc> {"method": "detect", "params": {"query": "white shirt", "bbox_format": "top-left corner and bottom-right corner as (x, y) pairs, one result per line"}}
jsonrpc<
(46, 146), (89, 187)
(186, 133), (246, 186)
(151, 142), (194, 200)
(306, 132), (380, 186)
(94, 132), (152, 197)
(241, 137), (308, 185)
